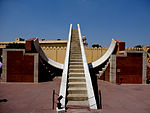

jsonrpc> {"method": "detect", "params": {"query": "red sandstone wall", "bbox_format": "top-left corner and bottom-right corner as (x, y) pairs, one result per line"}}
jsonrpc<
(104, 64), (110, 82)
(116, 53), (142, 84)
(147, 63), (150, 79)
(7, 51), (34, 82)
(115, 40), (125, 55)
(99, 64), (110, 81)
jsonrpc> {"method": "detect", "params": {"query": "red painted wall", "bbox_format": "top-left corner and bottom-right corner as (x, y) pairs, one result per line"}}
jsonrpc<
(116, 53), (142, 84)
(7, 51), (34, 82)
(115, 40), (125, 55)
(147, 63), (150, 80)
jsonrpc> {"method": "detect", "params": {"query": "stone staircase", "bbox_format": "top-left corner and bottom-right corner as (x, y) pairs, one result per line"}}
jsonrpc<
(67, 29), (89, 107)
(98, 59), (110, 78)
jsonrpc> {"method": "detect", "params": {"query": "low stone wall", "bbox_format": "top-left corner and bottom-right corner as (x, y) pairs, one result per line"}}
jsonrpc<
(41, 46), (145, 64)
(41, 46), (108, 64)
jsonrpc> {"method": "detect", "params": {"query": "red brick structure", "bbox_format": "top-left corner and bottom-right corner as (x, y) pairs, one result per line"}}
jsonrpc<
(115, 39), (125, 55)
(116, 53), (143, 84)
(2, 49), (38, 82)
(99, 40), (147, 84)
(147, 63), (150, 82)
(1, 38), (62, 82)
(7, 51), (35, 82)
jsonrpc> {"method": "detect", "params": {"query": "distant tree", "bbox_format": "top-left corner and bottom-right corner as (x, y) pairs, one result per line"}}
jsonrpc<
(6, 43), (25, 49)
(134, 45), (142, 48)
(92, 44), (102, 48)
(147, 48), (150, 53)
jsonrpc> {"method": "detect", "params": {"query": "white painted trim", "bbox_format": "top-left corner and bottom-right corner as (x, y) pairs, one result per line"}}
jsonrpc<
(91, 39), (116, 68)
(109, 55), (116, 83)
(2, 49), (7, 82)
(33, 38), (64, 70)
(57, 24), (72, 112)
(77, 24), (97, 109)
(142, 51), (147, 84)
(33, 53), (39, 83)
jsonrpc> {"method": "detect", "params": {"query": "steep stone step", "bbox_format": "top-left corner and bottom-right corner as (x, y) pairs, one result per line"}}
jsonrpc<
(68, 77), (85, 82)
(71, 40), (79, 42)
(71, 50), (81, 52)
(69, 65), (83, 69)
(69, 73), (85, 77)
(70, 62), (83, 65)
(70, 52), (81, 54)
(70, 55), (82, 59)
(69, 69), (84, 73)
(67, 101), (89, 107)
(70, 57), (82, 59)
(71, 47), (80, 48)
(69, 60), (82, 63)
(98, 71), (103, 77)
(71, 44), (80, 46)
(68, 82), (86, 87)
(67, 94), (88, 101)
(68, 87), (87, 94)
(70, 53), (81, 55)
(70, 49), (80, 51)
(70, 59), (82, 62)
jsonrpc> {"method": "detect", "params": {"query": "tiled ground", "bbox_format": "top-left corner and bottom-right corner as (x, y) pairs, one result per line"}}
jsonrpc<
(0, 78), (61, 113)
(98, 80), (150, 113)
(0, 78), (150, 113)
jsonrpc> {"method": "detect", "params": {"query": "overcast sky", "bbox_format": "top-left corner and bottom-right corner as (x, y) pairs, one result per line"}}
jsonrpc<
(0, 0), (150, 47)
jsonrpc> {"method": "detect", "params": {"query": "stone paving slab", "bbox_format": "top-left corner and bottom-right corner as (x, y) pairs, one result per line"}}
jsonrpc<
(0, 78), (150, 113)
(98, 80), (150, 113)
(0, 78), (61, 113)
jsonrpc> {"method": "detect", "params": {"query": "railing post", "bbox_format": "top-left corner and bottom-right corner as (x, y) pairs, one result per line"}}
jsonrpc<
(52, 89), (55, 110)
(99, 90), (102, 109)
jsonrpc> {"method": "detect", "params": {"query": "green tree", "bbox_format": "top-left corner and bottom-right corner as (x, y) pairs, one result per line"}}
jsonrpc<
(92, 44), (102, 48)
(134, 45), (142, 48)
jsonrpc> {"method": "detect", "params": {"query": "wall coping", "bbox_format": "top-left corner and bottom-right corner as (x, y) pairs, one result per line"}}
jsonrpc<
(78, 24), (97, 109)
(32, 38), (64, 69)
(57, 24), (72, 112)
(91, 39), (117, 68)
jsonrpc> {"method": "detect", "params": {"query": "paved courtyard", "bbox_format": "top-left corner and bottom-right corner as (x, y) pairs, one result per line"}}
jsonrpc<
(0, 78), (150, 113)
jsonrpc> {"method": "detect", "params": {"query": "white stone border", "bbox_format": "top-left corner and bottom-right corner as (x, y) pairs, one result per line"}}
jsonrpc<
(109, 55), (116, 83)
(33, 38), (64, 70)
(57, 24), (72, 112)
(142, 51), (147, 84)
(91, 39), (116, 68)
(77, 24), (97, 109)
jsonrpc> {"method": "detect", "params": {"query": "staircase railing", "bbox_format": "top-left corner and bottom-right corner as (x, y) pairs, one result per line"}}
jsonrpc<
(57, 24), (72, 112)
(77, 24), (97, 109)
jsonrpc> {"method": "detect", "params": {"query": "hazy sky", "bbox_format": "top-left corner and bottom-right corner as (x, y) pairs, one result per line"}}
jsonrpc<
(0, 0), (150, 47)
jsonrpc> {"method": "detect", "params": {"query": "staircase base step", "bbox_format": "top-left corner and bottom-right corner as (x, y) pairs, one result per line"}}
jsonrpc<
(67, 94), (88, 101)
(68, 82), (86, 87)
(67, 101), (89, 109)
(68, 87), (87, 94)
